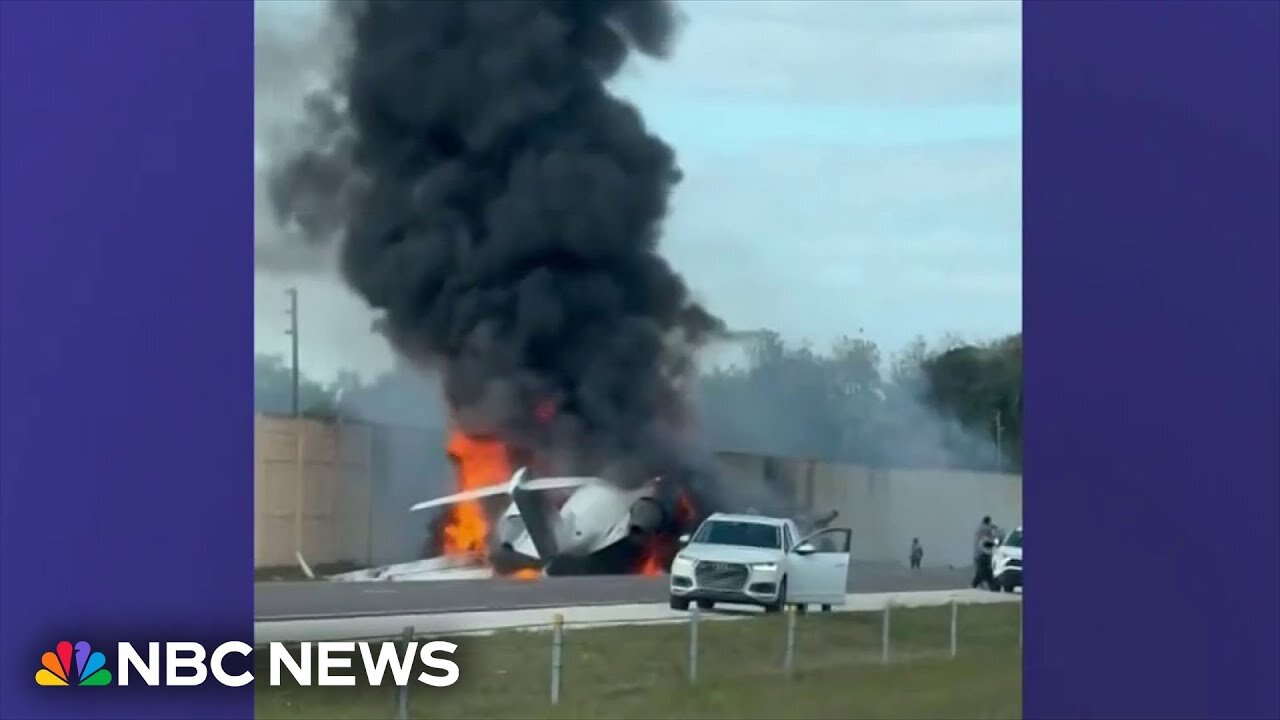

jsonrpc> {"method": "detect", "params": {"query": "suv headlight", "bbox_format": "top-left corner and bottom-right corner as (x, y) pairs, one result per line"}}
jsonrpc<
(751, 563), (778, 573)
(671, 556), (695, 573)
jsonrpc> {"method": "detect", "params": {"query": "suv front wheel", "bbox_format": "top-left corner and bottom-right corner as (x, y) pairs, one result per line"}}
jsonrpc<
(764, 577), (787, 613)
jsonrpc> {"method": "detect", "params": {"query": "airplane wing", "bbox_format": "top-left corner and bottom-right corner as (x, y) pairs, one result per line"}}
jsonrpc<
(811, 509), (839, 530)
(409, 471), (595, 512)
(521, 476), (594, 492)
(410, 484), (514, 512)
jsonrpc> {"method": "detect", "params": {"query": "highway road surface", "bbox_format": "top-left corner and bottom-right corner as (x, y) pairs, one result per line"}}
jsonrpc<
(255, 563), (972, 621)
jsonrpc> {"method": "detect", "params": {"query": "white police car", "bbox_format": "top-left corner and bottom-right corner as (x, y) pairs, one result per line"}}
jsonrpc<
(992, 525), (1022, 593)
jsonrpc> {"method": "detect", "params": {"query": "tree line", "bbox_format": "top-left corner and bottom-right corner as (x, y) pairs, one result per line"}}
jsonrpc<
(255, 330), (1023, 473)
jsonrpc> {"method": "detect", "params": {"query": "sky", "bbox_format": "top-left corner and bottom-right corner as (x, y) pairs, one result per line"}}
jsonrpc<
(253, 0), (1022, 382)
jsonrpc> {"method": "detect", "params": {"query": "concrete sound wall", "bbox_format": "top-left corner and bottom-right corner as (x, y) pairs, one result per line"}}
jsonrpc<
(881, 467), (1022, 568)
(253, 414), (1022, 571)
(709, 454), (1023, 569)
(254, 414), (374, 569)
(253, 413), (453, 569)
(805, 463), (1022, 568)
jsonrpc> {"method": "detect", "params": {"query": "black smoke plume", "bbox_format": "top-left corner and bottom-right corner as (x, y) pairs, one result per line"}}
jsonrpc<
(267, 0), (725, 488)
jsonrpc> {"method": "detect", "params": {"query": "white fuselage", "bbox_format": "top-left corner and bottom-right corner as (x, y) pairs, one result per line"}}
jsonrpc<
(499, 481), (650, 560)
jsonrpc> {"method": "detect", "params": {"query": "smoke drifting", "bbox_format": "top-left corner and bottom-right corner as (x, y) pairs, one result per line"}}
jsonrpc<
(266, 0), (724, 488)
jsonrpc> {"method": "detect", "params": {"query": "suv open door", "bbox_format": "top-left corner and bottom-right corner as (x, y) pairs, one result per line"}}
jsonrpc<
(787, 527), (851, 608)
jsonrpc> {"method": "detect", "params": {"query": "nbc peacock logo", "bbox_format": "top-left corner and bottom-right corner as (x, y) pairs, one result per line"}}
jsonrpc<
(36, 640), (113, 686)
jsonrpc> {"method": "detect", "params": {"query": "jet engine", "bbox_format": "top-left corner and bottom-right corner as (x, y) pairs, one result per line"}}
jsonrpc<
(628, 496), (668, 535)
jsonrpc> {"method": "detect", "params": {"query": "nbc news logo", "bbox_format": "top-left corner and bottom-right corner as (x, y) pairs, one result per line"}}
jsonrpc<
(36, 641), (112, 686)
(36, 639), (461, 687)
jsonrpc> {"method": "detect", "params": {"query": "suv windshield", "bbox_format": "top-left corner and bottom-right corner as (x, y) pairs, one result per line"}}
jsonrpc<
(692, 520), (781, 549)
(1004, 528), (1023, 548)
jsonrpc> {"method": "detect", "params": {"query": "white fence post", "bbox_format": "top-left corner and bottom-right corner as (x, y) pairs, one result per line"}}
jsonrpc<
(688, 605), (700, 684)
(550, 613), (564, 705)
(950, 599), (958, 658)
(783, 604), (797, 677)
(881, 601), (892, 665)
(396, 626), (412, 720)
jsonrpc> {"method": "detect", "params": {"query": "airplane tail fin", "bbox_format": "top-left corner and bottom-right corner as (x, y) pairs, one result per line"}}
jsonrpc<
(509, 472), (566, 561)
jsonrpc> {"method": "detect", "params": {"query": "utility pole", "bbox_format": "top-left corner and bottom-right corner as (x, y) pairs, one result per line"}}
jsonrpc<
(285, 287), (299, 417)
(994, 410), (1004, 472)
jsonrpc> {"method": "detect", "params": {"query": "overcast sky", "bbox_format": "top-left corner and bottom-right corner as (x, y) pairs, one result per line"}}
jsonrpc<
(253, 0), (1022, 382)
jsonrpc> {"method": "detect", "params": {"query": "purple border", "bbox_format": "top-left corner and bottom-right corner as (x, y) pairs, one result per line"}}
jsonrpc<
(0, 1), (253, 717)
(1025, 1), (1279, 718)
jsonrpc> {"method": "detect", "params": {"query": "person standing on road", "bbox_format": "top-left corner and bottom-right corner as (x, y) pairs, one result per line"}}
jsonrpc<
(910, 538), (923, 569)
(971, 516), (999, 589)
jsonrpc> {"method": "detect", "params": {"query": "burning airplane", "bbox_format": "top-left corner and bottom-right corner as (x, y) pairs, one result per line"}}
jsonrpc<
(425, 427), (701, 575)
(415, 465), (696, 577)
(328, 428), (702, 582)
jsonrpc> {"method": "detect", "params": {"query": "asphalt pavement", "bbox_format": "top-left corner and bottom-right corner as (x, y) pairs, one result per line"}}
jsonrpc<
(254, 563), (972, 621)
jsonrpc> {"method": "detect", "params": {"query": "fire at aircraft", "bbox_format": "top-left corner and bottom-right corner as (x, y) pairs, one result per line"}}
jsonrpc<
(420, 428), (700, 579)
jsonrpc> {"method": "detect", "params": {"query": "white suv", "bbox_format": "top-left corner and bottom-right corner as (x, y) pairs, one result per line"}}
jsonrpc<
(668, 512), (852, 613)
(992, 525), (1022, 593)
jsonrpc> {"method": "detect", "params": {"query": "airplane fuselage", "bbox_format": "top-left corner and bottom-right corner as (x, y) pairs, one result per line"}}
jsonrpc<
(498, 481), (640, 559)
(411, 467), (698, 577)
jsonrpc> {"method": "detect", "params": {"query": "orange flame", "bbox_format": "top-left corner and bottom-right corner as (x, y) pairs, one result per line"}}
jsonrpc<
(442, 430), (512, 560)
(639, 550), (664, 576)
(637, 488), (699, 576)
(512, 568), (541, 581)
(676, 491), (695, 524)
